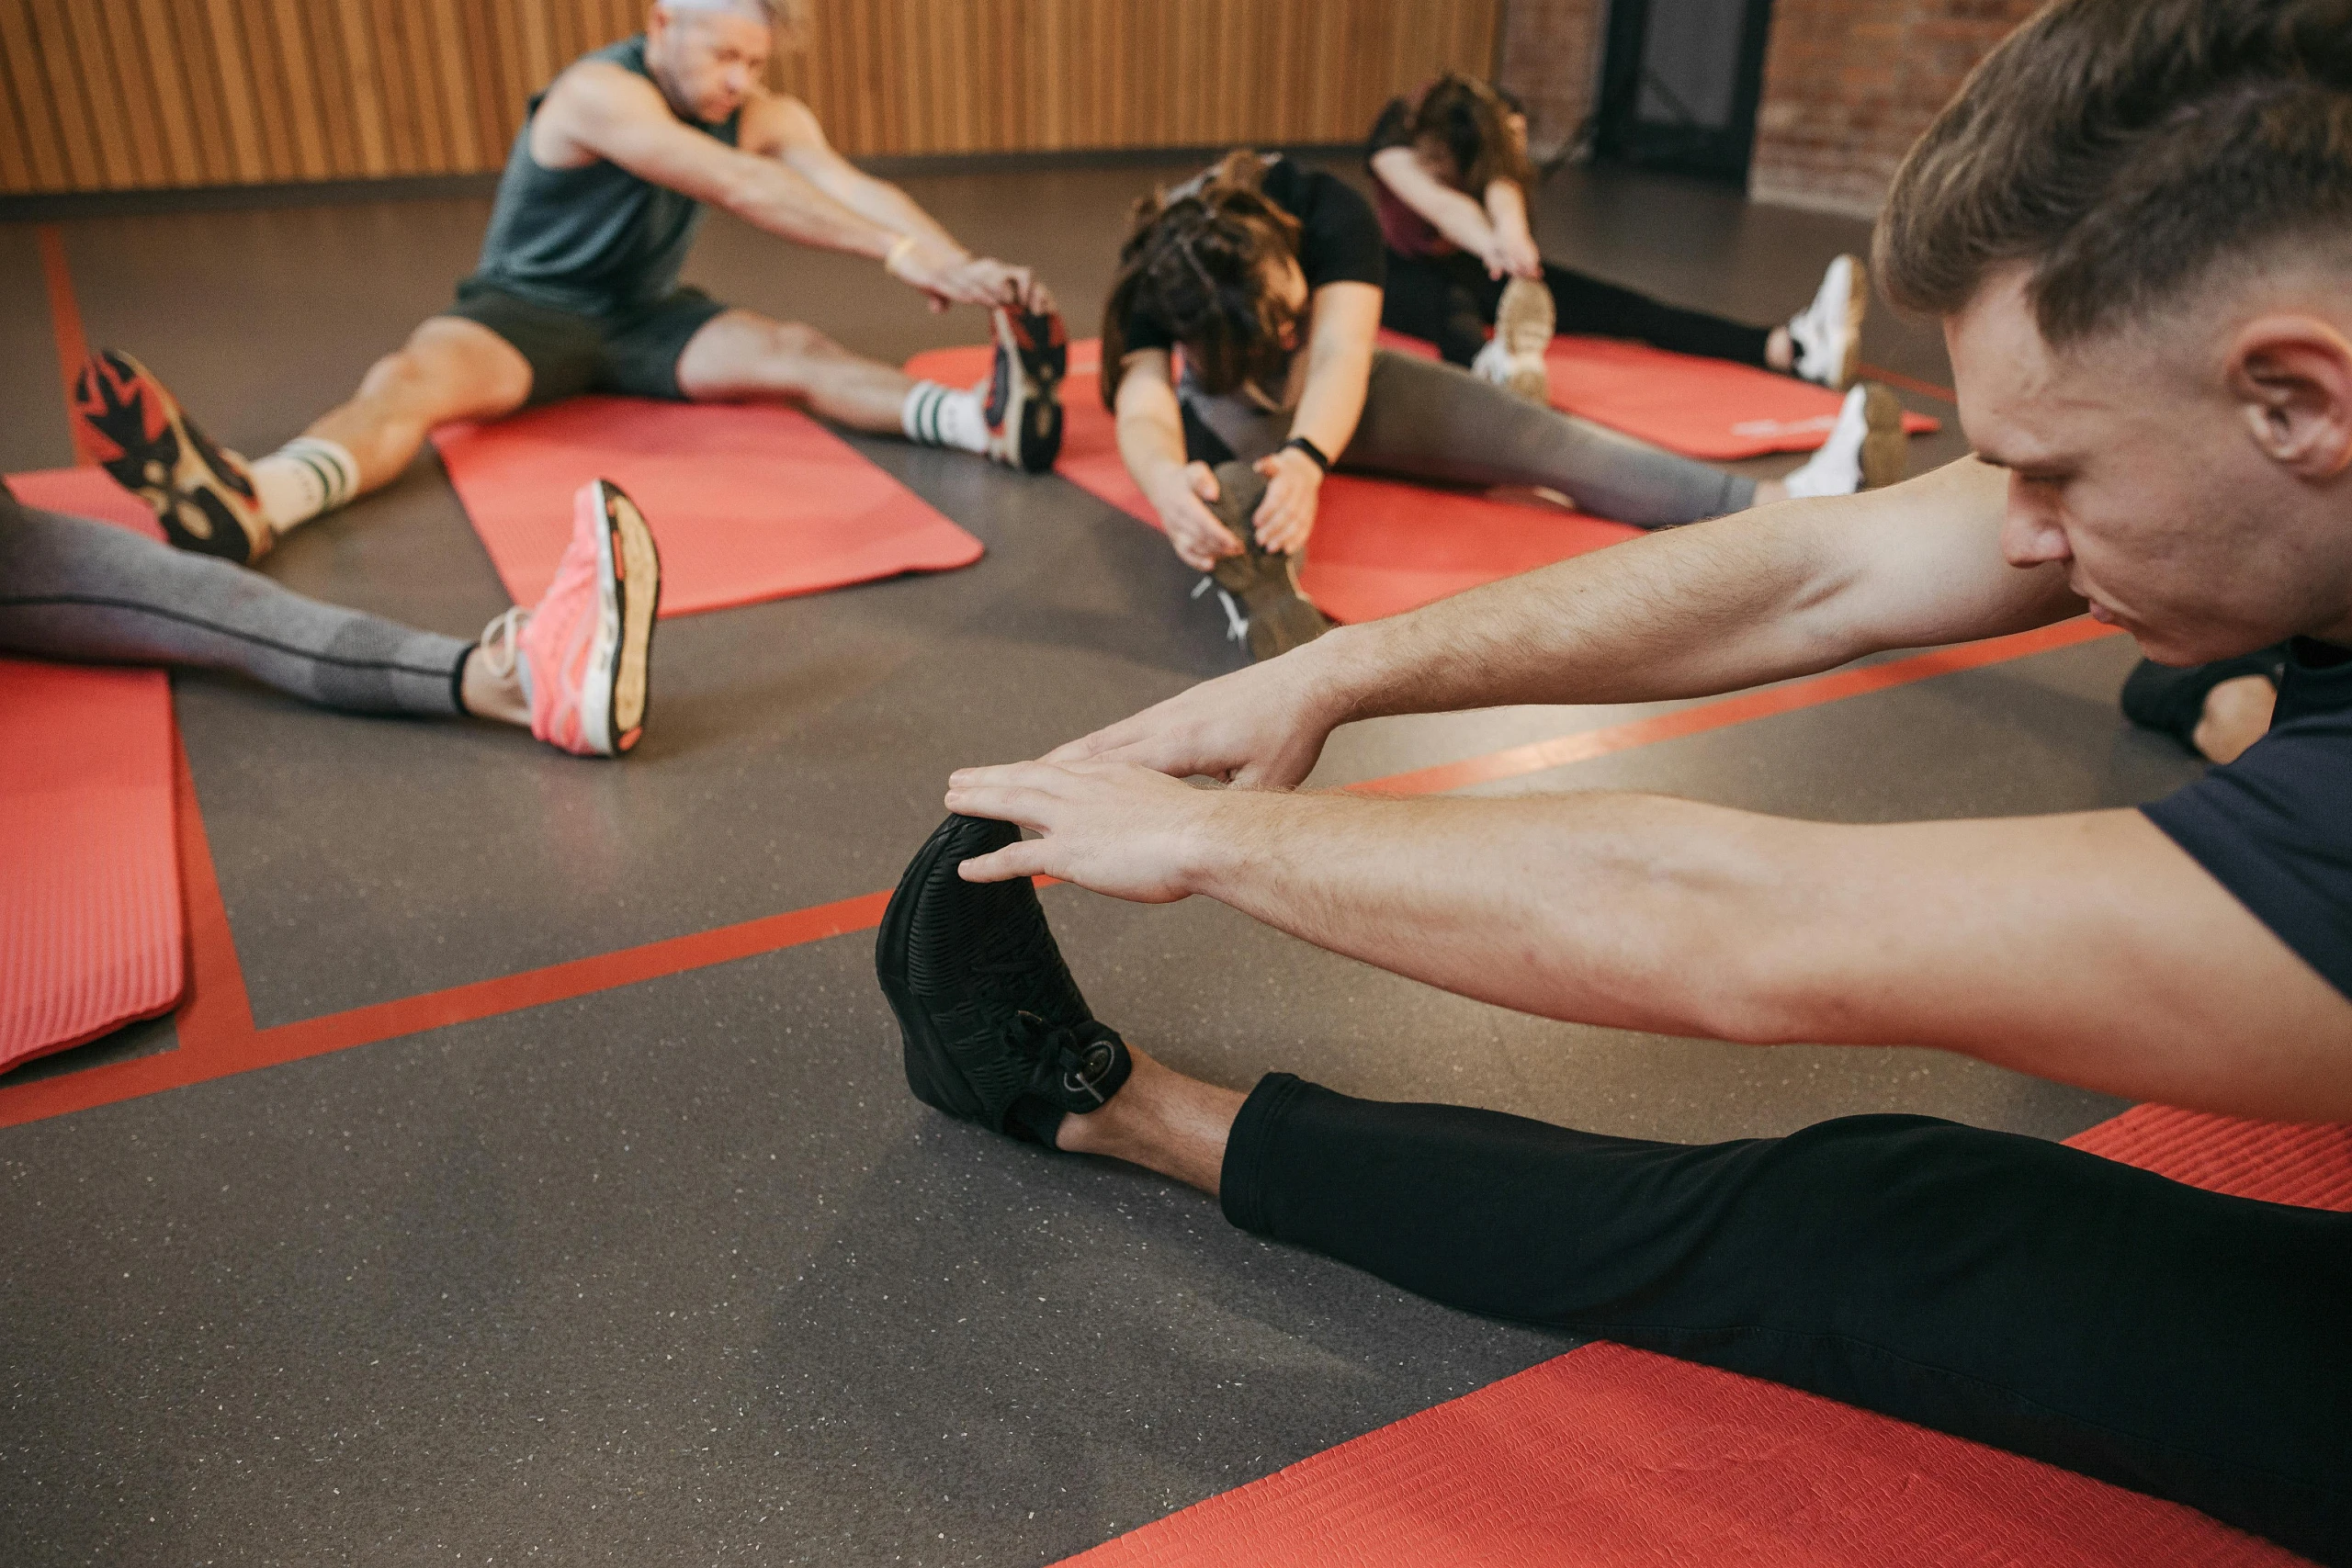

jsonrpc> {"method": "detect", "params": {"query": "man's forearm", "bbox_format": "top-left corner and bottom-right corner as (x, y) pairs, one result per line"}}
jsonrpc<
(1182, 788), (1786, 1040)
(1292, 458), (2055, 725)
(724, 160), (900, 255)
(829, 173), (963, 254)
(1295, 505), (1850, 725)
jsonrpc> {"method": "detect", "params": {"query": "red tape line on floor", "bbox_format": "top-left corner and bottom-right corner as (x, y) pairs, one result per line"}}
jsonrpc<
(0, 617), (2119, 1129)
(39, 225), (99, 468)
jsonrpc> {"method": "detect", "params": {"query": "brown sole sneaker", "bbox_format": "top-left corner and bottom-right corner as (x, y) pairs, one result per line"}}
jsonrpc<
(1202, 459), (1330, 662)
(1859, 382), (1907, 491)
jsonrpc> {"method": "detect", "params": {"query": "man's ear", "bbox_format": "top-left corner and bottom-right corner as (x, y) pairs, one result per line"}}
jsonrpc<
(2227, 316), (2352, 480)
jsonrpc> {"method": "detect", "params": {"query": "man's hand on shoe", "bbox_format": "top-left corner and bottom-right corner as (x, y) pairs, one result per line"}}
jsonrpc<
(945, 760), (1217, 903)
(1149, 461), (1246, 571)
(1044, 651), (1348, 790)
(888, 240), (1055, 314)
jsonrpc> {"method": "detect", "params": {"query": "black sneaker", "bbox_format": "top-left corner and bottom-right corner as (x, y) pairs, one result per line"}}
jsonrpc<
(2120, 649), (2289, 754)
(876, 813), (1131, 1147)
(74, 349), (272, 563)
(983, 306), (1068, 474)
(1201, 459), (1330, 662)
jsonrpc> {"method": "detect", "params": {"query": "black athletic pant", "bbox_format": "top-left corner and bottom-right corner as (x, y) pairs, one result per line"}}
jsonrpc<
(1221, 1075), (2352, 1564)
(1383, 248), (1777, 371)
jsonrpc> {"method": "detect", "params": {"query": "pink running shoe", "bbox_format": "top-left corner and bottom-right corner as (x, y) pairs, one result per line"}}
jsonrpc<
(480, 479), (662, 757)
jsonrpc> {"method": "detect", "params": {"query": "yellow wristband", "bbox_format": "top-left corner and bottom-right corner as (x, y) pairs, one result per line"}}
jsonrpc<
(883, 234), (916, 273)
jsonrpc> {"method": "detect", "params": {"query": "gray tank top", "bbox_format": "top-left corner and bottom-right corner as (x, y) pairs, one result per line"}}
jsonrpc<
(470, 35), (741, 317)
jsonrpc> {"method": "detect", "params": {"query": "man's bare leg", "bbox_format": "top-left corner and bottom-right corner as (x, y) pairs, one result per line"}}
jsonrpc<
(674, 310), (916, 431)
(1051, 1045), (1246, 1195)
(304, 316), (536, 496)
(676, 308), (1069, 474)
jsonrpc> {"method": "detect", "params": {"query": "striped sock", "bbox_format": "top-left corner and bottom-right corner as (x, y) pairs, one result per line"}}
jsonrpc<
(248, 435), (361, 533)
(899, 379), (989, 455)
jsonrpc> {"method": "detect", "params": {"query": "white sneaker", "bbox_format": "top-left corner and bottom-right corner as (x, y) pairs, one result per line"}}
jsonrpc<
(1491, 276), (1555, 404)
(1781, 383), (1906, 499)
(1786, 254), (1867, 389)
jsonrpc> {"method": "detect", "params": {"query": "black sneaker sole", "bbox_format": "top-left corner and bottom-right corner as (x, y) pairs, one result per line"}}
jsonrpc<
(73, 349), (268, 564)
(988, 309), (1069, 473)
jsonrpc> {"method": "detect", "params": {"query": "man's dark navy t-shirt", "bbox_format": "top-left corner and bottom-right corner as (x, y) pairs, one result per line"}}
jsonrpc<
(2143, 638), (2352, 999)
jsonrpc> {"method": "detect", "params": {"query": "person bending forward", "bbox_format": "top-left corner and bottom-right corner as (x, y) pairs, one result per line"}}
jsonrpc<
(1102, 152), (1905, 660)
(1368, 73), (1871, 400)
(76, 0), (1069, 567)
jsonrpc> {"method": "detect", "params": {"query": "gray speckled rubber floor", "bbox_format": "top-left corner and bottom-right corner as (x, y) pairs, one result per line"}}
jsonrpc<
(0, 159), (2199, 1566)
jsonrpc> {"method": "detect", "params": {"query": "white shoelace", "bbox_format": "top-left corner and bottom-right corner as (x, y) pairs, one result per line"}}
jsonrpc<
(1193, 576), (1251, 645)
(477, 605), (527, 679)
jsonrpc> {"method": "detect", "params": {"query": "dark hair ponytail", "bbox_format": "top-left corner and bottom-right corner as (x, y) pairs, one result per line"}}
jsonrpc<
(1408, 73), (1534, 197)
(1101, 151), (1307, 409)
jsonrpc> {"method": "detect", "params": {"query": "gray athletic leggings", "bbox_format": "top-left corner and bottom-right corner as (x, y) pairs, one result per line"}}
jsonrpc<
(0, 490), (469, 716)
(1182, 348), (1754, 526)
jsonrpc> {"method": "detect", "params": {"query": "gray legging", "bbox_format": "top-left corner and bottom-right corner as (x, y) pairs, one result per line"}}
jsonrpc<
(1182, 348), (1755, 526)
(0, 489), (469, 716)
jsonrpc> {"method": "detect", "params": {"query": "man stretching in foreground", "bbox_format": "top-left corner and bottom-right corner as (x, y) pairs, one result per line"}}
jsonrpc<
(79, 0), (1067, 565)
(875, 2), (2352, 1559)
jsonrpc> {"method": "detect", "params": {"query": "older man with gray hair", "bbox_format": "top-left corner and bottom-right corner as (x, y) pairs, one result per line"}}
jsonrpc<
(76, 0), (1068, 567)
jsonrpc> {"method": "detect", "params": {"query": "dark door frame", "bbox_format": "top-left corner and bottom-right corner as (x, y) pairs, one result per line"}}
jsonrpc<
(1592, 0), (1778, 184)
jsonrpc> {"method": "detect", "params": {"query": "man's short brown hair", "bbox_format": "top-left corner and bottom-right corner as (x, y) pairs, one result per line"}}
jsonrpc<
(1876, 0), (2352, 346)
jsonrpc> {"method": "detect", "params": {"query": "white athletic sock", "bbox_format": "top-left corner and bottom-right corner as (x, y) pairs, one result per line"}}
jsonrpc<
(248, 436), (361, 533)
(899, 380), (990, 455)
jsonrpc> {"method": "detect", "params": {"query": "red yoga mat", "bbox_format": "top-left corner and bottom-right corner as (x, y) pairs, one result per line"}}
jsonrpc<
(432, 396), (984, 616)
(1057, 1103), (2344, 1568)
(906, 341), (1640, 626)
(1377, 329), (1943, 459)
(2, 468), (183, 1074)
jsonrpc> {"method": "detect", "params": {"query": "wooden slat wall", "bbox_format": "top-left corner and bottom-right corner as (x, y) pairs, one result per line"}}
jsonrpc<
(0, 0), (1499, 196)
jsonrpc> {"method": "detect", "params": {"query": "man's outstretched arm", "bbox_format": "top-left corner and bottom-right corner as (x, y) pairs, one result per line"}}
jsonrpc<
(944, 763), (2352, 1122)
(544, 66), (999, 305)
(1054, 457), (2085, 787)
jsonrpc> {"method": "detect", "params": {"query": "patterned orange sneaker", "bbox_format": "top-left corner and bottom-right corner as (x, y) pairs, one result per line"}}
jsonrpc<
(478, 479), (662, 758)
(982, 305), (1067, 473)
(74, 349), (271, 563)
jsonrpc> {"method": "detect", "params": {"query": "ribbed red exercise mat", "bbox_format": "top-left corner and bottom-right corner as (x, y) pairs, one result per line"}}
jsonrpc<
(1057, 1103), (2344, 1568)
(906, 342), (1639, 625)
(2, 468), (182, 1074)
(432, 397), (983, 616)
(1377, 329), (1942, 460)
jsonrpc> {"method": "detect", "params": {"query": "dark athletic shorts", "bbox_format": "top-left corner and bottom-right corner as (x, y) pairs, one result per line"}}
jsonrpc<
(440, 278), (730, 405)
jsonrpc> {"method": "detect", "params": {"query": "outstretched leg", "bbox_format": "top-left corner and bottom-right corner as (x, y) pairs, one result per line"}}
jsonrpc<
(0, 479), (659, 758)
(1054, 1049), (2349, 1563)
(75, 318), (531, 563)
(676, 306), (1067, 473)
(302, 315), (536, 498)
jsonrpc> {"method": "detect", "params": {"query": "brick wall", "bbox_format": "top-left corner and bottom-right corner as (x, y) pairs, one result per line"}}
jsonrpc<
(1748, 0), (2040, 216)
(1497, 0), (1609, 161)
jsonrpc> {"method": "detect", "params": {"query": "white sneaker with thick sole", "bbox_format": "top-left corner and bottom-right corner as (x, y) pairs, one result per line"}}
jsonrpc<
(1787, 254), (1868, 389)
(1781, 383), (1906, 499)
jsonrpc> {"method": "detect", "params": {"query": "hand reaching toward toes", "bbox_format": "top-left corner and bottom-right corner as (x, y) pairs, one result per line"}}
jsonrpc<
(1043, 654), (1347, 791)
(944, 761), (1216, 903)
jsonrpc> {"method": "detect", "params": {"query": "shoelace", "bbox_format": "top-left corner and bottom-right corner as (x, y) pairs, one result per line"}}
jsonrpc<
(1007, 1011), (1122, 1105)
(477, 605), (527, 679)
(1192, 576), (1251, 645)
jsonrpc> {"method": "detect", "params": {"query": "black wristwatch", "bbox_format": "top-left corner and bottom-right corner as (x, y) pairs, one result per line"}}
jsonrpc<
(1282, 434), (1333, 472)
